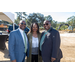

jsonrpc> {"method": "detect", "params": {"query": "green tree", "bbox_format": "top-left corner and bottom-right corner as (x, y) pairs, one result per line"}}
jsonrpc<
(57, 22), (69, 30)
(14, 17), (20, 25)
(67, 16), (75, 29)
(45, 15), (52, 22)
(15, 12), (27, 20)
(26, 13), (45, 27)
(51, 20), (57, 28)
(15, 12), (27, 25)
(37, 13), (45, 27)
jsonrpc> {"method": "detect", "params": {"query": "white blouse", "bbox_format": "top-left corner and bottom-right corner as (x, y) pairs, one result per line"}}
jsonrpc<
(32, 36), (38, 48)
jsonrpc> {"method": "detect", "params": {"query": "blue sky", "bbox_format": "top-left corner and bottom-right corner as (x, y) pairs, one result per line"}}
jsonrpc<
(13, 12), (75, 22)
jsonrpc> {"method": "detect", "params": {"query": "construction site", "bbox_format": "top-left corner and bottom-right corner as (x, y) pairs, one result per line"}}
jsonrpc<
(0, 12), (75, 62)
(0, 29), (75, 62)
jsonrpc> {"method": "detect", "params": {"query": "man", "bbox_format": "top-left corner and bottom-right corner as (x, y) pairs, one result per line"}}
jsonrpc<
(9, 20), (29, 62)
(40, 20), (63, 62)
(24, 27), (30, 34)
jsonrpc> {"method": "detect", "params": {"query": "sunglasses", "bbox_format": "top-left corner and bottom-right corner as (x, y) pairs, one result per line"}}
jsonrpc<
(21, 23), (26, 25)
(43, 23), (49, 26)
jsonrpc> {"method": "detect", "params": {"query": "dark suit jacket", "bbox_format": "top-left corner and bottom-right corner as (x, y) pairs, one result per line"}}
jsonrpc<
(40, 27), (63, 62)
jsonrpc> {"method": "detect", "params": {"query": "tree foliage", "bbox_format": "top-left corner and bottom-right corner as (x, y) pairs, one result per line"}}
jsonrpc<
(67, 16), (75, 29)
(14, 12), (75, 30)
(45, 15), (52, 22)
(26, 13), (45, 27)
(15, 12), (27, 20)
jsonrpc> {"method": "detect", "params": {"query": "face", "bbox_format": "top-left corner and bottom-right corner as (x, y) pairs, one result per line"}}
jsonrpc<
(43, 21), (51, 30)
(19, 21), (26, 30)
(32, 24), (38, 32)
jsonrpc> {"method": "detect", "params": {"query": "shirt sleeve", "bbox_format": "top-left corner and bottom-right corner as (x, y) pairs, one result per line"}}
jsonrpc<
(9, 32), (16, 61)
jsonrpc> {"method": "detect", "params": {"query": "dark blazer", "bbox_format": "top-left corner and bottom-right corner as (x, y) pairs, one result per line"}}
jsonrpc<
(40, 27), (63, 62)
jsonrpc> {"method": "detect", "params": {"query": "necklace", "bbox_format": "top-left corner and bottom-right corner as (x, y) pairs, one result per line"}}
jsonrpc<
(32, 34), (38, 38)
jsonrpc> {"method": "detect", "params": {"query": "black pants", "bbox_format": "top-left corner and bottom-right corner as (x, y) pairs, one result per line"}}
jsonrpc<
(31, 55), (38, 62)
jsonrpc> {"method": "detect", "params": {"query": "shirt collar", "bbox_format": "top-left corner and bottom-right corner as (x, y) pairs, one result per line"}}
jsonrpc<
(47, 27), (52, 32)
(18, 28), (24, 33)
(45, 27), (52, 32)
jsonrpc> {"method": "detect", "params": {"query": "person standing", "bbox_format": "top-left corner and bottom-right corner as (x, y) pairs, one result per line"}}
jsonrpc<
(9, 20), (29, 62)
(40, 20), (63, 62)
(27, 23), (42, 62)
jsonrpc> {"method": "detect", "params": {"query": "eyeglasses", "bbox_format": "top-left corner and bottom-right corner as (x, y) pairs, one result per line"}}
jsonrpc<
(43, 23), (49, 26)
(21, 23), (26, 25)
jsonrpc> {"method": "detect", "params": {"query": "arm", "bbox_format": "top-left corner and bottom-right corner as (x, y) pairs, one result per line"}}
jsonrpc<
(26, 34), (30, 57)
(51, 31), (60, 61)
(27, 41), (29, 57)
(8, 32), (16, 62)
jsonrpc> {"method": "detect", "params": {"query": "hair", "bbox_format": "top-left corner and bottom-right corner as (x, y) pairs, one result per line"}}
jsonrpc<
(30, 22), (40, 33)
(19, 20), (26, 24)
(43, 20), (51, 24)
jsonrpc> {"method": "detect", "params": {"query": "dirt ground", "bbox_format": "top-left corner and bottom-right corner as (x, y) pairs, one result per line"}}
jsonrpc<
(60, 32), (75, 62)
(0, 31), (75, 62)
(0, 41), (10, 62)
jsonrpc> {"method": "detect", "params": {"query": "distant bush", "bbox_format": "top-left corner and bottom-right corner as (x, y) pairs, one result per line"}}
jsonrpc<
(39, 27), (44, 30)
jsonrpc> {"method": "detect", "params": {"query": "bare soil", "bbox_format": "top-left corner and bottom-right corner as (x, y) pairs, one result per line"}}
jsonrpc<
(60, 36), (75, 62)
(0, 31), (75, 62)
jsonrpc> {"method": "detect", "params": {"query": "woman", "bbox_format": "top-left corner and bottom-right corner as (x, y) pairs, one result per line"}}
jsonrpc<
(27, 23), (42, 62)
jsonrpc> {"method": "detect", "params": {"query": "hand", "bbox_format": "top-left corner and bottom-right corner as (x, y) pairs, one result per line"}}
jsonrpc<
(51, 57), (56, 62)
(12, 60), (16, 62)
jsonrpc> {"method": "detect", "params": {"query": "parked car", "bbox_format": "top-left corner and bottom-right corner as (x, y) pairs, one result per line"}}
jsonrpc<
(6, 24), (30, 41)
(7, 24), (30, 34)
